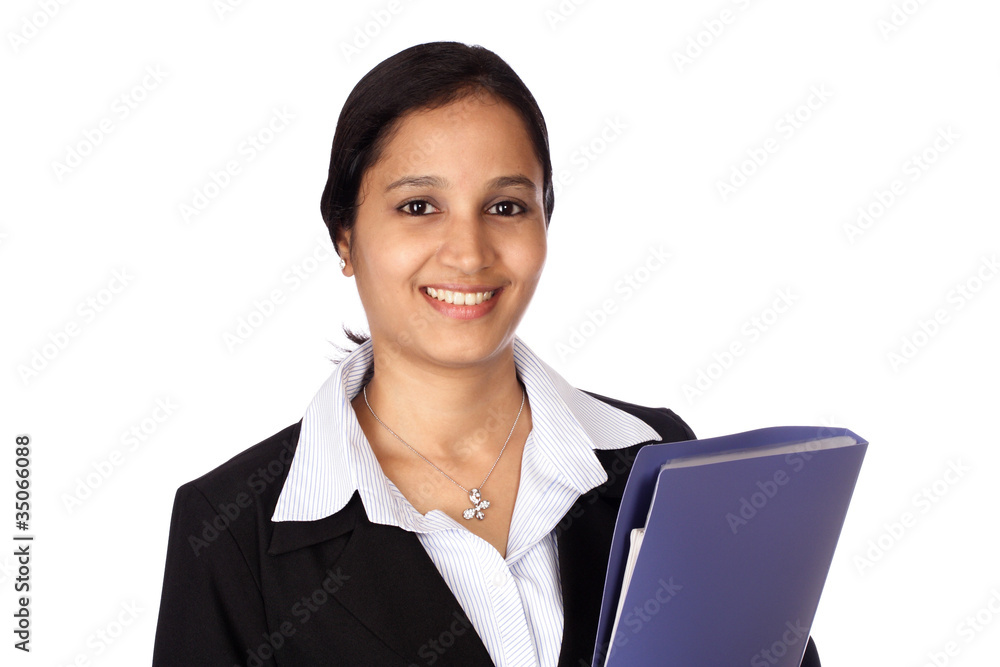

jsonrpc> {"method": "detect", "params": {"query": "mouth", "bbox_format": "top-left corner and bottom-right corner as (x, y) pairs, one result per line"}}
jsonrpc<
(422, 286), (501, 306)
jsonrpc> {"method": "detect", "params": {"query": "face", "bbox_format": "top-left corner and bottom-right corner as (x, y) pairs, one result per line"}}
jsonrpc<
(336, 93), (548, 370)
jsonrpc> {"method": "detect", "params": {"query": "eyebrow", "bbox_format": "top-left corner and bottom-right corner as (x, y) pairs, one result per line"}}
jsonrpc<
(489, 174), (537, 193)
(384, 175), (446, 192)
(384, 174), (537, 194)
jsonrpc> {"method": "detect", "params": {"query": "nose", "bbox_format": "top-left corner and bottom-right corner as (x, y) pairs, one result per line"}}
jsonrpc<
(436, 207), (496, 274)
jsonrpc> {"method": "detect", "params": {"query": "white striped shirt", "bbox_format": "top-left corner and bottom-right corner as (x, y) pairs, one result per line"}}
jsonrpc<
(272, 336), (661, 667)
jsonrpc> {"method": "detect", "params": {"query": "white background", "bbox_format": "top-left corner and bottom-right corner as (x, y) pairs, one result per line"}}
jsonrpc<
(2, 0), (998, 664)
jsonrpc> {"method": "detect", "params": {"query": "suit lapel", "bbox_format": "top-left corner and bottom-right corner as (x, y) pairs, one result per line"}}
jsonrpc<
(556, 443), (646, 667)
(270, 492), (494, 665)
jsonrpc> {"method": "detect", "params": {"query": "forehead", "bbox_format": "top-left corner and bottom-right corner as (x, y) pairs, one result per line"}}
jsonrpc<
(368, 94), (541, 184)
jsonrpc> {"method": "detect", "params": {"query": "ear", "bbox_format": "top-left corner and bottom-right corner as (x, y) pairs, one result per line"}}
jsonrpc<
(334, 225), (353, 276)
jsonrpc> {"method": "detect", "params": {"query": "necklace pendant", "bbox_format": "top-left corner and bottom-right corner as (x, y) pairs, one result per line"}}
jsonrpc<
(462, 488), (490, 520)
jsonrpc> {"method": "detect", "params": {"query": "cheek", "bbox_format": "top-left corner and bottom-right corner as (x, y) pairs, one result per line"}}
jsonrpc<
(513, 232), (547, 281)
(357, 233), (428, 285)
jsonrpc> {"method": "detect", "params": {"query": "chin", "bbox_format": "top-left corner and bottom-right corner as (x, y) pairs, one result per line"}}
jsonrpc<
(421, 331), (511, 366)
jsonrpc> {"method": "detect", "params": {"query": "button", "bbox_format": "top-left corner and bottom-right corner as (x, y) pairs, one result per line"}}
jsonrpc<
(491, 568), (509, 588)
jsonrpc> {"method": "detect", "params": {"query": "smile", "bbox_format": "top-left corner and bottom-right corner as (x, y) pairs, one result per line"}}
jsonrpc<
(424, 287), (497, 305)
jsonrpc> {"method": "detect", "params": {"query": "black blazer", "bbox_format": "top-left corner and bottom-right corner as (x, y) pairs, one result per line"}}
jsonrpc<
(152, 390), (820, 666)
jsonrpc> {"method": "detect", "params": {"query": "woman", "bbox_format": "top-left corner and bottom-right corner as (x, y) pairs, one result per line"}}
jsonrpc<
(152, 41), (821, 666)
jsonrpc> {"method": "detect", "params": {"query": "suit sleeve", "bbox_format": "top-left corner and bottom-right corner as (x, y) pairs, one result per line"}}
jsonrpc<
(801, 636), (821, 666)
(152, 483), (273, 666)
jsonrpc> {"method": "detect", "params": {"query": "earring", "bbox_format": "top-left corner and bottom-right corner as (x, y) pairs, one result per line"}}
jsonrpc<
(339, 258), (346, 269)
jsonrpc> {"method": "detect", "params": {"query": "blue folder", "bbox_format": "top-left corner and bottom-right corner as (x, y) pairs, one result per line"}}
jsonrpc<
(593, 426), (868, 667)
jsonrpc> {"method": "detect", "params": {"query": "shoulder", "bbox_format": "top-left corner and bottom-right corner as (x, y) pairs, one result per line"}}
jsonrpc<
(164, 420), (304, 564)
(153, 421), (311, 662)
(580, 388), (696, 441)
(179, 420), (302, 510)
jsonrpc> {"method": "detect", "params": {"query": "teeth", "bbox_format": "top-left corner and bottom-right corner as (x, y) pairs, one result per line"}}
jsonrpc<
(426, 287), (496, 305)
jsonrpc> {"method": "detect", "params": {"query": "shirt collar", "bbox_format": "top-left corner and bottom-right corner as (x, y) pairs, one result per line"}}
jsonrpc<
(271, 335), (661, 523)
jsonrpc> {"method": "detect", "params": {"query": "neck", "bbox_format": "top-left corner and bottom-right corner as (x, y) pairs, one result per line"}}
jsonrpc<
(356, 338), (527, 460)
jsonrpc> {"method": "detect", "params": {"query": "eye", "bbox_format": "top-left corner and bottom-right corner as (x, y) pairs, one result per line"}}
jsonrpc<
(487, 200), (526, 217)
(398, 199), (440, 216)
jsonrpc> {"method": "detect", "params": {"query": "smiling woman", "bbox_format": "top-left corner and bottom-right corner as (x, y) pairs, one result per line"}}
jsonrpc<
(339, 91), (547, 354)
(151, 42), (819, 667)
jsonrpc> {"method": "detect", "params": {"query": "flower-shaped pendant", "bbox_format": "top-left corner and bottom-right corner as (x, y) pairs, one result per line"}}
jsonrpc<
(462, 488), (490, 520)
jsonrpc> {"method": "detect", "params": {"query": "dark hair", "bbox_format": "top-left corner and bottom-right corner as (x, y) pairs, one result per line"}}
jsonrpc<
(320, 41), (554, 360)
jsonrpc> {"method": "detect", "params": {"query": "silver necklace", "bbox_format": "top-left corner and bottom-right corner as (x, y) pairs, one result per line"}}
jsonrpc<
(363, 384), (525, 520)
